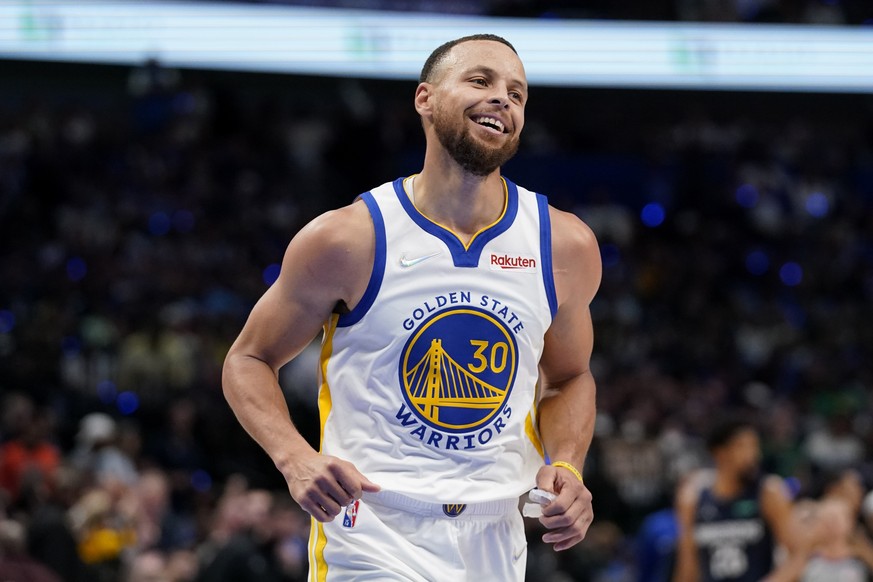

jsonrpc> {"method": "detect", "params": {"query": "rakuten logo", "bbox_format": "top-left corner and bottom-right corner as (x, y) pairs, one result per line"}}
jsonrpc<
(489, 253), (538, 273)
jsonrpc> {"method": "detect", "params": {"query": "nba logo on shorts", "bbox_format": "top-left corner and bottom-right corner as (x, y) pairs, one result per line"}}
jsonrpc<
(342, 500), (360, 528)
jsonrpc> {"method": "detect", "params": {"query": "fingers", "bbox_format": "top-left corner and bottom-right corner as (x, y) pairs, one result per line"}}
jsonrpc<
(290, 456), (380, 522)
(539, 506), (594, 551)
(544, 528), (587, 552)
(332, 461), (381, 499)
(319, 470), (357, 506)
(536, 478), (594, 552)
(301, 489), (342, 522)
(539, 494), (582, 528)
(540, 485), (579, 519)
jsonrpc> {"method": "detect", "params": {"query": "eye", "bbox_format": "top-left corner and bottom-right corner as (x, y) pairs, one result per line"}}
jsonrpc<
(471, 78), (487, 86)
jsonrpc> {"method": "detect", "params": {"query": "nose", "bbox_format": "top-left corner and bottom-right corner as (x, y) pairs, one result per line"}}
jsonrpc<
(488, 95), (510, 109)
(488, 85), (511, 108)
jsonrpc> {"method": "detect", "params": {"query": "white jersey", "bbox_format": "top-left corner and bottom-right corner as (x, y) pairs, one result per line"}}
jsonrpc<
(317, 175), (556, 504)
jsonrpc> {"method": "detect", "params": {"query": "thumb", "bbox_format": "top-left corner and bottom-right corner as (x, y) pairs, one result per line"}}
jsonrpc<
(535, 465), (558, 494)
(359, 473), (381, 493)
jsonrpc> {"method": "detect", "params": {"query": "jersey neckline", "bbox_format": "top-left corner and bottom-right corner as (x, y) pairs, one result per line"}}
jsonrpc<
(392, 175), (519, 268)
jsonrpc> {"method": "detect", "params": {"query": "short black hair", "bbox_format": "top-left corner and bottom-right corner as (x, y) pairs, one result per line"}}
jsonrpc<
(706, 417), (756, 452)
(811, 467), (860, 499)
(419, 34), (517, 83)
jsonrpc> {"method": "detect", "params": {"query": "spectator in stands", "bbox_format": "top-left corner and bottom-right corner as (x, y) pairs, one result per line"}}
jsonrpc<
(0, 401), (60, 505)
(0, 518), (62, 582)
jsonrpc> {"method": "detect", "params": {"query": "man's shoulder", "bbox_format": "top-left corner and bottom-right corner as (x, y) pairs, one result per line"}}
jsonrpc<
(298, 199), (375, 253)
(280, 198), (377, 297)
(547, 205), (597, 251)
(759, 474), (791, 501)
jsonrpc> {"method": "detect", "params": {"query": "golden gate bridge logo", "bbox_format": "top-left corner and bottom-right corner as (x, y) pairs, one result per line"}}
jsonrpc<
(399, 307), (517, 432)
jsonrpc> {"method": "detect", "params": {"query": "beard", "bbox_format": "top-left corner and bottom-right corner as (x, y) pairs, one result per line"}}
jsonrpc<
(433, 106), (520, 177)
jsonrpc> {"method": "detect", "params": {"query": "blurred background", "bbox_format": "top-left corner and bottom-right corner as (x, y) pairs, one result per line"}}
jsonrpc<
(1, 1), (873, 581)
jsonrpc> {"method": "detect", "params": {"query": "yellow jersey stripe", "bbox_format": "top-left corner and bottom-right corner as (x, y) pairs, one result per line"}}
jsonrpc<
(525, 409), (545, 459)
(525, 381), (545, 459)
(308, 314), (338, 581)
(307, 518), (316, 582)
(318, 314), (339, 451)
(309, 519), (328, 582)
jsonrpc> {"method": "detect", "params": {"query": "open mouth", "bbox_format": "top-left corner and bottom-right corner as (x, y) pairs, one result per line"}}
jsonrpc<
(471, 114), (507, 134)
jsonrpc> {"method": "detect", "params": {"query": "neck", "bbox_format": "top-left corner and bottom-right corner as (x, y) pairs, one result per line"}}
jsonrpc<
(414, 152), (506, 241)
(712, 469), (745, 498)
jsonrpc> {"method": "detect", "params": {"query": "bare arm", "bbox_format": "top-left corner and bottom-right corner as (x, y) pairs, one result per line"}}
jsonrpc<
(849, 528), (873, 570)
(761, 498), (828, 582)
(761, 476), (796, 551)
(534, 207), (602, 551)
(222, 201), (379, 522)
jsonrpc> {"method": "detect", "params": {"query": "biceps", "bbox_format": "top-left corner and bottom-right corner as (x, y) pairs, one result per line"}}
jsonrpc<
(540, 303), (594, 385)
(233, 278), (335, 369)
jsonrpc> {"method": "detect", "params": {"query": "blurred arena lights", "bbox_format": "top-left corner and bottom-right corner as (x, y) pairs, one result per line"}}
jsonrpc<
(116, 391), (141, 415)
(191, 470), (213, 493)
(779, 262), (803, 286)
(173, 209), (196, 233)
(263, 263), (282, 287)
(148, 211), (172, 236)
(745, 250), (770, 276)
(97, 380), (117, 404)
(61, 335), (82, 355)
(641, 202), (666, 227)
(0, 310), (14, 334)
(66, 256), (87, 282)
(600, 243), (621, 268)
(804, 192), (829, 217)
(735, 184), (760, 209)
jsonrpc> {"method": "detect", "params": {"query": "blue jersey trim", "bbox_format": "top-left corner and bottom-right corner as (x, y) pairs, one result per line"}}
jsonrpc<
(392, 176), (519, 268)
(537, 194), (558, 319)
(337, 191), (385, 327)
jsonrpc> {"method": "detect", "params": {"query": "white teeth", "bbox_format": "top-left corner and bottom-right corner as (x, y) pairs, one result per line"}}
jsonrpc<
(474, 116), (505, 133)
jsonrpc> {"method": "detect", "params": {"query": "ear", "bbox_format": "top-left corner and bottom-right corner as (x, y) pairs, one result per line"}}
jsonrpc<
(414, 82), (434, 119)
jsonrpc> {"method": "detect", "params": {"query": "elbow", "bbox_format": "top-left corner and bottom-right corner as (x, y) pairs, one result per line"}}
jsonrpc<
(221, 348), (276, 399)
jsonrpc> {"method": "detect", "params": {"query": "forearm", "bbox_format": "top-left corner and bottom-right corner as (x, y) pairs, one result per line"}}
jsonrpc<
(851, 531), (873, 570)
(672, 538), (698, 582)
(222, 351), (316, 474)
(537, 370), (596, 469)
(761, 550), (809, 582)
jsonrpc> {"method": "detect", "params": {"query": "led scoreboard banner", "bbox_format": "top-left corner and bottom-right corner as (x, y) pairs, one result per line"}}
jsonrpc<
(2, 0), (873, 93)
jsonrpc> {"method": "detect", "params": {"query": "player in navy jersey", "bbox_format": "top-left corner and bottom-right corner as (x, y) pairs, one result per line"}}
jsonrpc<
(223, 34), (602, 580)
(674, 419), (795, 582)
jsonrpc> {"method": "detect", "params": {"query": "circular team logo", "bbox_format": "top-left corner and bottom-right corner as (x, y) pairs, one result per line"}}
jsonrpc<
(399, 307), (517, 433)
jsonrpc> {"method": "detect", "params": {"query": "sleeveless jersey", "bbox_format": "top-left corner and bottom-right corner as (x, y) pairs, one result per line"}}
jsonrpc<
(316, 175), (556, 504)
(693, 477), (775, 582)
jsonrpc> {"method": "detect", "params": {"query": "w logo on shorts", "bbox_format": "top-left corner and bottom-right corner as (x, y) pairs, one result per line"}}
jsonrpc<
(442, 503), (467, 517)
(342, 500), (360, 528)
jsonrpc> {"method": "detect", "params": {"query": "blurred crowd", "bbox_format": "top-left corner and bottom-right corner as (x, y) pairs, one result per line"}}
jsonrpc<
(1, 57), (872, 581)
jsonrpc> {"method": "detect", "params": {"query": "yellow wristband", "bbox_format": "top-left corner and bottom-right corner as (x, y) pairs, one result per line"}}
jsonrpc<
(552, 461), (583, 482)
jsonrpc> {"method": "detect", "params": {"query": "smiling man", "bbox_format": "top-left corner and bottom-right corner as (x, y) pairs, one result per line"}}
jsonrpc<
(222, 34), (602, 580)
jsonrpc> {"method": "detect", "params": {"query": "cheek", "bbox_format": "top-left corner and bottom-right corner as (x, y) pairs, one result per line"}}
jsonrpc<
(514, 112), (525, 134)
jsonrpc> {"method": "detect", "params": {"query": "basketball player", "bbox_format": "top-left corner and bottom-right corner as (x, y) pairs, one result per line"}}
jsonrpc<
(673, 419), (795, 582)
(222, 34), (601, 580)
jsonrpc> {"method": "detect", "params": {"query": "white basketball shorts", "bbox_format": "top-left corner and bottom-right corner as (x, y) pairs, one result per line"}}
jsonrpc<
(307, 490), (527, 581)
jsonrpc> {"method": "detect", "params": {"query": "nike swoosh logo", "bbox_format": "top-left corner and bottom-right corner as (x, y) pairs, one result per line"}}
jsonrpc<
(512, 545), (527, 563)
(399, 251), (441, 268)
